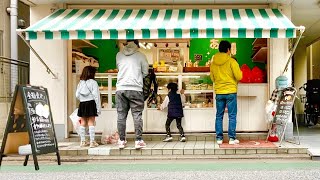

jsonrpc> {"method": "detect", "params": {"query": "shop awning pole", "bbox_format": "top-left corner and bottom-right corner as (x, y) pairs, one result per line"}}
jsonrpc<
(282, 26), (305, 75)
(17, 31), (58, 79)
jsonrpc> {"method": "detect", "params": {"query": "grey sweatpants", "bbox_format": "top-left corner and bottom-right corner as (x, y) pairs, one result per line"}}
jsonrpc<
(116, 90), (144, 141)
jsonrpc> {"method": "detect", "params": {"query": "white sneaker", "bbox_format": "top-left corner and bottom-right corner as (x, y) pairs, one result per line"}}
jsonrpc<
(135, 140), (146, 149)
(118, 140), (127, 149)
(163, 136), (173, 142)
(90, 141), (99, 148)
(217, 139), (223, 145)
(229, 139), (240, 145)
(80, 141), (89, 147)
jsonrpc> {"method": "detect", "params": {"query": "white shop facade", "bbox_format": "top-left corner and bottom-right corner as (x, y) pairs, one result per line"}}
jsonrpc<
(21, 3), (302, 140)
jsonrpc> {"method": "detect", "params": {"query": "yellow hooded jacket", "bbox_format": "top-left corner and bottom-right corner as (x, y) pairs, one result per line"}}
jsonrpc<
(210, 53), (243, 94)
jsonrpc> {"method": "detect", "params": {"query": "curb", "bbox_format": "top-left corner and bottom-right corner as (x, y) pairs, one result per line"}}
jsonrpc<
(1, 154), (311, 162)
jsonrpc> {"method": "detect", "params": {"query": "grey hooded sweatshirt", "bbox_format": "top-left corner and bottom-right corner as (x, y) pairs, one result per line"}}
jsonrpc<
(116, 42), (149, 92)
(76, 79), (101, 114)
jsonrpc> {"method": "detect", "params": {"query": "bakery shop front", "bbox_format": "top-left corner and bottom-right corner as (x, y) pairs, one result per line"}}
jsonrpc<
(20, 5), (303, 139)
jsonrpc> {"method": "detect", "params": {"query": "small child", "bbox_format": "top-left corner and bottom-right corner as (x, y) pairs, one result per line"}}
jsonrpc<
(158, 82), (186, 142)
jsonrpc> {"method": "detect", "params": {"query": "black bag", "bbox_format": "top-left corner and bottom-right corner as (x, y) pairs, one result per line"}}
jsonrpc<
(143, 69), (158, 101)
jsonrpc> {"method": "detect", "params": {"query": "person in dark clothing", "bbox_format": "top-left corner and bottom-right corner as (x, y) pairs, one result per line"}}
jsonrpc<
(158, 82), (186, 142)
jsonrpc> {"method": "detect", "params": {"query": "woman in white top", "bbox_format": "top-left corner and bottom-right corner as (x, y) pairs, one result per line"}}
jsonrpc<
(76, 66), (101, 148)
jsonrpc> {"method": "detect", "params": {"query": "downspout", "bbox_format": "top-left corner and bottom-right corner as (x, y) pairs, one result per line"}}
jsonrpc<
(7, 0), (18, 95)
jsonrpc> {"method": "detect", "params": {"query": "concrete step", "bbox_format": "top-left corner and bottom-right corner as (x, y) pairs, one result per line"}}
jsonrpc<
(58, 140), (309, 157)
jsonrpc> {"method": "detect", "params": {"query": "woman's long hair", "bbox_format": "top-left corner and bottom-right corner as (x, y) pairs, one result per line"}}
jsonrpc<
(80, 66), (97, 80)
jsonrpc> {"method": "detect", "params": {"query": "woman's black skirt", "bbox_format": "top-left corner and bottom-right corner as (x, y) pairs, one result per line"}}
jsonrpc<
(77, 100), (98, 117)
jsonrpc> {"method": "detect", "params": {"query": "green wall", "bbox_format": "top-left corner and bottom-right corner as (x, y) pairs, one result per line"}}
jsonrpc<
(82, 40), (119, 73)
(189, 38), (265, 70)
(83, 38), (265, 73)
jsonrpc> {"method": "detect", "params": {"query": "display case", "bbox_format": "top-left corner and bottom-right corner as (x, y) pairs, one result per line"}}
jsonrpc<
(73, 72), (268, 133)
(94, 72), (214, 110)
(95, 73), (117, 109)
(149, 72), (214, 109)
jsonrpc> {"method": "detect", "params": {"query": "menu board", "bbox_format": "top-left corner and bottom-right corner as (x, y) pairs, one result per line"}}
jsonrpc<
(158, 48), (181, 63)
(274, 87), (296, 124)
(0, 85), (60, 170)
(22, 86), (57, 154)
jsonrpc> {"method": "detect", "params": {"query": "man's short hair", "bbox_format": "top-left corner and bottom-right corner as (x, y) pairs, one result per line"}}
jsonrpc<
(127, 39), (140, 48)
(219, 40), (231, 53)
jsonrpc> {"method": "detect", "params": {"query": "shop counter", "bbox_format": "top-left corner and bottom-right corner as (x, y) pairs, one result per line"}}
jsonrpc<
(95, 83), (268, 133)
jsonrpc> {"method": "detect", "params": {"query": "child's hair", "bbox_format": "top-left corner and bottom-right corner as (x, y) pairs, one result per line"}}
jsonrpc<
(167, 82), (178, 92)
(80, 66), (97, 80)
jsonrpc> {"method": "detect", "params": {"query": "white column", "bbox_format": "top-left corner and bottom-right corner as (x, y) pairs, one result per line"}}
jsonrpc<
(269, 4), (294, 139)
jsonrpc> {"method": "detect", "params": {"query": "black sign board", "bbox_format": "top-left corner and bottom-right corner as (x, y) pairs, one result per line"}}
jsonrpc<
(0, 85), (61, 170)
(274, 87), (297, 124)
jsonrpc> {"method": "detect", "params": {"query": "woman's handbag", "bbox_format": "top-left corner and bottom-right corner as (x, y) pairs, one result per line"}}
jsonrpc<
(69, 108), (81, 135)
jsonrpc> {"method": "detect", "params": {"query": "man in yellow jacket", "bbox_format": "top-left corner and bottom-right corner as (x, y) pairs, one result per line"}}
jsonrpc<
(210, 40), (243, 145)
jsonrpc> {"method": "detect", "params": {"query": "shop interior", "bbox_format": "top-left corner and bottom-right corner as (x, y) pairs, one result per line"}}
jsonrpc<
(69, 38), (269, 133)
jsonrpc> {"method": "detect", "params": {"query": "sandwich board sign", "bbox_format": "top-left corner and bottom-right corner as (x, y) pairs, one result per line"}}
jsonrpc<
(0, 85), (61, 170)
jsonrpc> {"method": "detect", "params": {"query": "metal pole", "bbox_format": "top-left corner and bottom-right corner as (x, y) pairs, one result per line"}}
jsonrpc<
(17, 32), (57, 79)
(0, 56), (30, 65)
(8, 0), (19, 96)
(282, 26), (306, 75)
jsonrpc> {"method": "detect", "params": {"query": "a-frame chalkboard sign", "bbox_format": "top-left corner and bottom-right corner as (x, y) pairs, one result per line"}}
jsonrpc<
(0, 85), (61, 170)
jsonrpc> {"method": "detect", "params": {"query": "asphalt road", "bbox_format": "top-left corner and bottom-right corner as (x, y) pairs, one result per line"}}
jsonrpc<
(1, 159), (320, 180)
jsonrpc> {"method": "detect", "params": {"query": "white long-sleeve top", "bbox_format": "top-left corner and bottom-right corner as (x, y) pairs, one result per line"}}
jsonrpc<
(160, 94), (186, 110)
(76, 79), (101, 114)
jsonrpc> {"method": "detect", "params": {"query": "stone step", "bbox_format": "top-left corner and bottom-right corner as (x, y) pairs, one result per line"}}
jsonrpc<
(58, 141), (309, 157)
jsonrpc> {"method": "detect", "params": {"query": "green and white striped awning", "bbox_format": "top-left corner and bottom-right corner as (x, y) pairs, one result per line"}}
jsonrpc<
(22, 9), (298, 40)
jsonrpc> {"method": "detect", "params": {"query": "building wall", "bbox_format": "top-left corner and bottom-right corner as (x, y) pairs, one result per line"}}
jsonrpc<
(18, 1), (30, 62)
(0, 1), (31, 139)
(30, 4), (68, 140)
(293, 45), (307, 114)
(0, 0), (11, 139)
(311, 40), (320, 79)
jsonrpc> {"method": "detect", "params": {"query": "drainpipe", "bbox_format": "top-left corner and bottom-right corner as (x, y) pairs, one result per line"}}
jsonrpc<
(7, 0), (18, 96)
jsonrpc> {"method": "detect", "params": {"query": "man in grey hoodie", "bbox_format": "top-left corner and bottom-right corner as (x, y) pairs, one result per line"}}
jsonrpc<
(116, 39), (149, 149)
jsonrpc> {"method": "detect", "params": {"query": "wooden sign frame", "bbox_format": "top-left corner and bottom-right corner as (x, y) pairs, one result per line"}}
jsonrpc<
(0, 85), (61, 170)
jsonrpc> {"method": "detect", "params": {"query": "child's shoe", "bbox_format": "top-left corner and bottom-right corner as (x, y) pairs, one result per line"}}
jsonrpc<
(163, 136), (173, 142)
(216, 139), (223, 145)
(80, 141), (89, 147)
(180, 137), (186, 142)
(90, 141), (99, 148)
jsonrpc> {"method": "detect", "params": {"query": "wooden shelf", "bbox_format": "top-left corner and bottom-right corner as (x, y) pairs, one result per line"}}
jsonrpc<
(252, 47), (268, 63)
(72, 40), (98, 50)
(252, 38), (267, 48)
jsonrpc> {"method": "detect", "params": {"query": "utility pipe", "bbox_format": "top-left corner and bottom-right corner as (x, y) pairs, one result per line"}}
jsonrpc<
(7, 0), (18, 95)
